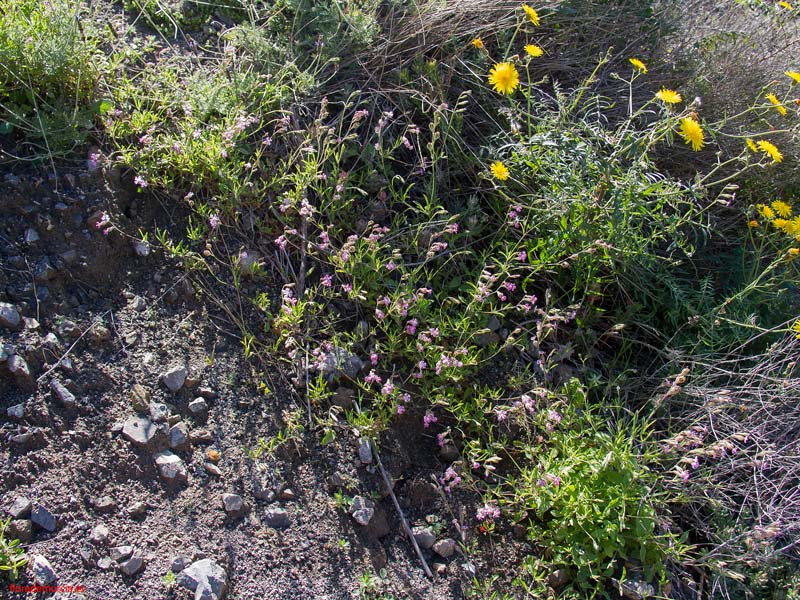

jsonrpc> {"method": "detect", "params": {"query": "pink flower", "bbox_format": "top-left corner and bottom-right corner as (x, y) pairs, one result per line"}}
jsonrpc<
(397, 405), (406, 415)
(677, 468), (690, 483)
(375, 308), (385, 320)
(472, 461), (481, 470)
(342, 283), (353, 293)
(385, 261), (397, 271)
(423, 411), (438, 428)
(320, 274), (333, 288)
(209, 213), (221, 230)
(381, 381), (395, 395)
(401, 393), (411, 403)
(370, 352), (379, 366)
(405, 319), (418, 335)
(517, 251), (527, 262)
(133, 175), (148, 188)
(476, 504), (501, 522)
(436, 433), (445, 447)
(364, 370), (382, 384)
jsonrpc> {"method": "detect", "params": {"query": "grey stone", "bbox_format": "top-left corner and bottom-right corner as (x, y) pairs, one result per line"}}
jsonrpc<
(43, 332), (60, 348)
(331, 387), (355, 409)
(358, 439), (373, 464)
(122, 416), (161, 448)
(149, 402), (170, 422)
(188, 397), (208, 415)
(93, 496), (116, 513)
(24, 228), (40, 244)
(31, 554), (56, 584)
(487, 315), (501, 332)
(171, 555), (190, 573)
(279, 488), (296, 500)
(119, 555), (144, 576)
(8, 354), (33, 383)
(110, 545), (134, 562)
(197, 387), (217, 399)
(222, 494), (244, 513)
(475, 332), (501, 347)
(6, 404), (24, 419)
(253, 474), (274, 501)
(56, 320), (81, 338)
(133, 240), (150, 257)
(154, 451), (188, 482)
(438, 444), (460, 463)
(204, 463), (222, 477)
(35, 257), (57, 281)
(619, 578), (656, 600)
(89, 524), (110, 544)
(412, 526), (436, 549)
(190, 429), (213, 444)
(432, 538), (458, 558)
(97, 557), (113, 570)
(31, 506), (56, 532)
(50, 379), (77, 408)
(126, 501), (146, 518)
(0, 343), (13, 362)
(7, 519), (32, 543)
(547, 569), (570, 589)
(177, 558), (228, 600)
(10, 431), (33, 445)
(130, 384), (151, 413)
(0, 302), (21, 329)
(88, 323), (111, 344)
(161, 365), (187, 392)
(351, 496), (375, 527)
(60, 249), (78, 264)
(264, 507), (290, 529)
(130, 296), (147, 312)
(321, 347), (363, 381)
(169, 422), (189, 449)
(8, 496), (31, 519)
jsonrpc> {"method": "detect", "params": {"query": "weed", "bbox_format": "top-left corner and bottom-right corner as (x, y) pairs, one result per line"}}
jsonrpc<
(0, 518), (27, 581)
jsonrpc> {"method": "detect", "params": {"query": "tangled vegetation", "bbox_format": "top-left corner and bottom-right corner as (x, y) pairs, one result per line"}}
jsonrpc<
(2, 0), (800, 598)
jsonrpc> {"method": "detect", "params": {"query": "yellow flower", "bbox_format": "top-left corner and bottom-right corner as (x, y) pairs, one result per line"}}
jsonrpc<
(780, 1), (794, 10)
(522, 4), (540, 25)
(629, 58), (647, 74)
(757, 139), (783, 163)
(791, 319), (800, 338)
(757, 204), (776, 219)
(766, 93), (788, 116)
(746, 139), (759, 152)
(655, 88), (683, 104)
(472, 37), (485, 49)
(679, 117), (704, 151)
(525, 44), (544, 57)
(785, 71), (800, 84)
(783, 216), (800, 235)
(748, 220), (760, 228)
(787, 248), (800, 260)
(488, 62), (520, 95)
(773, 218), (789, 230)
(772, 200), (793, 218)
(491, 161), (510, 181)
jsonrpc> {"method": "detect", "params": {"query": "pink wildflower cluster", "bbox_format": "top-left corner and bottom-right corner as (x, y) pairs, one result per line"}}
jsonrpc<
(397, 392), (411, 414)
(318, 230), (330, 251)
(508, 204), (524, 228)
(337, 234), (359, 263)
(223, 114), (259, 141)
(439, 466), (462, 493)
(381, 380), (395, 395)
(281, 288), (297, 315)
(423, 410), (438, 428)
(545, 410), (562, 433)
(517, 294), (537, 313)
(94, 212), (112, 236)
(320, 274), (333, 288)
(209, 213), (221, 230)
(435, 348), (468, 375)
(133, 175), (148, 189)
(351, 109), (370, 125)
(275, 228), (297, 251)
(412, 360), (427, 379)
(538, 473), (561, 487)
(366, 225), (390, 248)
(364, 370), (383, 384)
(476, 504), (501, 523)
(474, 269), (499, 303)
(405, 319), (418, 335)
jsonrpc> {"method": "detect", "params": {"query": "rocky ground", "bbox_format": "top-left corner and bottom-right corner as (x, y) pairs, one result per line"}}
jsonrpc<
(0, 165), (526, 599)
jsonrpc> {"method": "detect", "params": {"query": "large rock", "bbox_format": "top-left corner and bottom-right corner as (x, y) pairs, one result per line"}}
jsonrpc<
(161, 365), (187, 392)
(154, 451), (188, 482)
(7, 496), (31, 519)
(8, 354), (34, 389)
(177, 559), (228, 600)
(411, 526), (436, 550)
(351, 496), (374, 527)
(50, 379), (78, 408)
(0, 302), (21, 329)
(122, 416), (166, 449)
(320, 348), (363, 381)
(119, 555), (144, 576)
(129, 384), (151, 413)
(31, 554), (57, 584)
(432, 538), (458, 558)
(31, 506), (56, 532)
(264, 507), (290, 529)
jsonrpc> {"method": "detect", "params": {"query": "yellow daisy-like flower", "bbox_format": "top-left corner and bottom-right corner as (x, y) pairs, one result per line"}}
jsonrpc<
(490, 161), (510, 181)
(766, 93), (788, 116)
(780, 1), (794, 10)
(679, 117), (704, 151)
(785, 71), (800, 84)
(488, 62), (520, 95)
(472, 37), (485, 49)
(748, 220), (760, 228)
(655, 88), (683, 104)
(525, 44), (544, 57)
(772, 200), (793, 218)
(746, 139), (759, 152)
(782, 216), (800, 235)
(791, 319), (800, 338)
(522, 4), (540, 25)
(773, 218), (789, 231)
(757, 139), (783, 163)
(757, 204), (776, 219)
(628, 58), (647, 74)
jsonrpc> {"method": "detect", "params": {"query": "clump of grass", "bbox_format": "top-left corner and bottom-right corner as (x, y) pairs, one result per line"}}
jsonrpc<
(0, 0), (104, 156)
